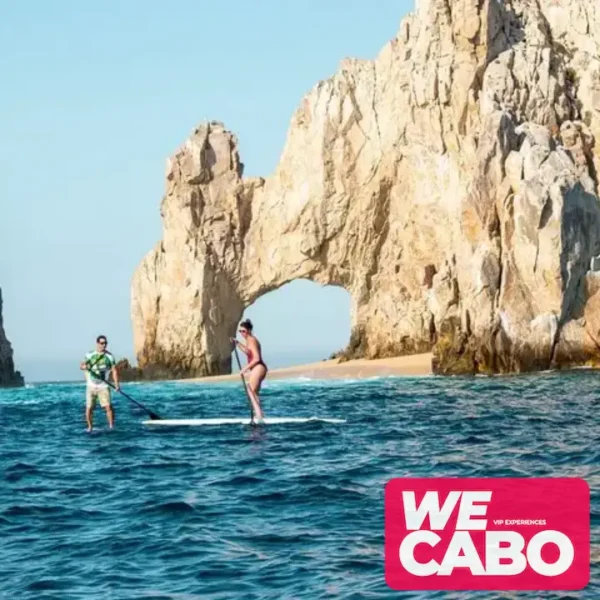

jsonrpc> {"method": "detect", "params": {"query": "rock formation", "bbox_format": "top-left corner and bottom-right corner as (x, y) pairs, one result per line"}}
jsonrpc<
(132, 0), (600, 377)
(0, 289), (24, 387)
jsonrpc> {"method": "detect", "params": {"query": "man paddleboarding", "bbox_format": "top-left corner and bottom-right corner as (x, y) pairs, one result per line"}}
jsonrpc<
(80, 335), (120, 431)
(231, 319), (268, 424)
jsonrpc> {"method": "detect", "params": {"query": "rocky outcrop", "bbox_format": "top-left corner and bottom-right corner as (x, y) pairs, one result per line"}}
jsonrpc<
(132, 0), (600, 377)
(113, 359), (144, 382)
(0, 289), (24, 387)
(115, 358), (176, 382)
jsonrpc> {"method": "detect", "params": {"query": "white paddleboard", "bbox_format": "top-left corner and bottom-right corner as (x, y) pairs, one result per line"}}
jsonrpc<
(142, 416), (346, 426)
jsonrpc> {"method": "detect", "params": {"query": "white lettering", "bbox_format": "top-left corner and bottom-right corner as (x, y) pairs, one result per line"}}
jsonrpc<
(399, 531), (575, 577)
(527, 531), (574, 576)
(456, 491), (491, 530)
(438, 531), (485, 575)
(402, 491), (462, 530)
(399, 531), (441, 576)
(485, 531), (527, 575)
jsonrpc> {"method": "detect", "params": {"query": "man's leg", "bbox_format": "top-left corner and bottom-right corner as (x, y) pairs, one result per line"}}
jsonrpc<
(100, 389), (114, 429)
(86, 389), (95, 431)
(106, 405), (114, 429)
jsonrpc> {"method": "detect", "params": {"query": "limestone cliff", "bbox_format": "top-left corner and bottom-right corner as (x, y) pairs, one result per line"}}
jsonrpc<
(132, 0), (600, 377)
(0, 289), (24, 387)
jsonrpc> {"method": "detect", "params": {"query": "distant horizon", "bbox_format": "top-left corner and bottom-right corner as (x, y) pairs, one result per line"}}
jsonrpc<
(1, 0), (412, 383)
(11, 277), (351, 383)
(20, 351), (341, 385)
(19, 343), (347, 385)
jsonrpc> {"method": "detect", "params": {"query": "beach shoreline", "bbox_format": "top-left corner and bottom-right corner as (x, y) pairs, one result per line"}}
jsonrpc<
(185, 353), (434, 384)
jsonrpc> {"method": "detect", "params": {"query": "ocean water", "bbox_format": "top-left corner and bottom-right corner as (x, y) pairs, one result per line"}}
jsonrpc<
(1, 371), (598, 599)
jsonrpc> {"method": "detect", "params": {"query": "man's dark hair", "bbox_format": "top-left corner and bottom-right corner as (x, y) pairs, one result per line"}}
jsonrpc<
(97, 335), (107, 343)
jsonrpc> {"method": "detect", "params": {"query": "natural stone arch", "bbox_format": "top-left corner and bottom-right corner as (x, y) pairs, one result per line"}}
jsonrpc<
(131, 0), (600, 378)
(130, 119), (436, 379)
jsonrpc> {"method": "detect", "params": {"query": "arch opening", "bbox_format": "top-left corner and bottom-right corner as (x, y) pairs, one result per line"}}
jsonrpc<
(231, 280), (351, 373)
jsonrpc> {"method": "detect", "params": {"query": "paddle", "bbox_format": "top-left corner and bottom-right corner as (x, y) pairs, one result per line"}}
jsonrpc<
(232, 340), (254, 423)
(102, 377), (163, 421)
(85, 356), (162, 420)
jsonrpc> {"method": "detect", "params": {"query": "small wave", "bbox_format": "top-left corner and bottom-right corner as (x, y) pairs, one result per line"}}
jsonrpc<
(3, 505), (66, 517)
(141, 501), (196, 514)
(0, 397), (47, 407)
(5, 462), (40, 475)
(457, 435), (491, 445)
(27, 579), (70, 592)
(209, 475), (263, 487)
(139, 462), (195, 470)
(249, 491), (288, 502)
(246, 531), (322, 544)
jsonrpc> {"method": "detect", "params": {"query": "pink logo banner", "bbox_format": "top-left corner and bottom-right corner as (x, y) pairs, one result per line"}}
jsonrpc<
(385, 478), (590, 591)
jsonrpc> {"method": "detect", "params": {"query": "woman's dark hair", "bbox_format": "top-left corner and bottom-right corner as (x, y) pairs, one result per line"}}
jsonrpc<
(240, 319), (253, 332)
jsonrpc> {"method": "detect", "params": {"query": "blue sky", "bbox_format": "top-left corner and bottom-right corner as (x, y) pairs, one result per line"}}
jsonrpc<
(0, 0), (412, 382)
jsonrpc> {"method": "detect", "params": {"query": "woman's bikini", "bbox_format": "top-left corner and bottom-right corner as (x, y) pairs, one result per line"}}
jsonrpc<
(247, 343), (268, 371)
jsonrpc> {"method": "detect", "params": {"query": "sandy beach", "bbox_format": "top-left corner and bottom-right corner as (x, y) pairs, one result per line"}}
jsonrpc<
(187, 353), (433, 384)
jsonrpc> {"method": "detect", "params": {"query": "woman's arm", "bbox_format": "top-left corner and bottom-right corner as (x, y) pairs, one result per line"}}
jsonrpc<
(231, 338), (249, 355)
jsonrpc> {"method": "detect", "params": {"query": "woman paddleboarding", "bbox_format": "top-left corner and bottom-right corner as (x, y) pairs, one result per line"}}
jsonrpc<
(231, 319), (268, 424)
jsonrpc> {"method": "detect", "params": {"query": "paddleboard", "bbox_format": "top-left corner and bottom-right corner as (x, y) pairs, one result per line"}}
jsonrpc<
(142, 416), (346, 426)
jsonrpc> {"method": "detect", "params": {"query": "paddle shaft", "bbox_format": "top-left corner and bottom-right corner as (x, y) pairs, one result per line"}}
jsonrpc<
(85, 355), (162, 420)
(104, 378), (162, 420)
(233, 343), (254, 422)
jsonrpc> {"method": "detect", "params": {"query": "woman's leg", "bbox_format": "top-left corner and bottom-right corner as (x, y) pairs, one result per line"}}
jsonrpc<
(248, 365), (267, 422)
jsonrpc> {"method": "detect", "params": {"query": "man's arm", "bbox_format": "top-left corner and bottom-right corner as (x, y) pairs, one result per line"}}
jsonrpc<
(80, 357), (90, 385)
(111, 367), (120, 390)
(110, 357), (120, 390)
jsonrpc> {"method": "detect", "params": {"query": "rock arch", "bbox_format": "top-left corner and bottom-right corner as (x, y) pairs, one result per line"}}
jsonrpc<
(130, 120), (429, 378)
(131, 0), (600, 378)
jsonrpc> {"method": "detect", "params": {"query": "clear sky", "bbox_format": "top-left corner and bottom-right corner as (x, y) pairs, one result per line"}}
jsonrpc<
(0, 0), (412, 383)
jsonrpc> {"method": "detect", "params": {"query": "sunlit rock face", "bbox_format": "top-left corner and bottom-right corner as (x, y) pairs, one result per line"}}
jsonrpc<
(132, 0), (600, 377)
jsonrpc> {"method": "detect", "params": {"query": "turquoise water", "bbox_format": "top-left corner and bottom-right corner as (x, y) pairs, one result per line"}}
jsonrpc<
(1, 372), (598, 599)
